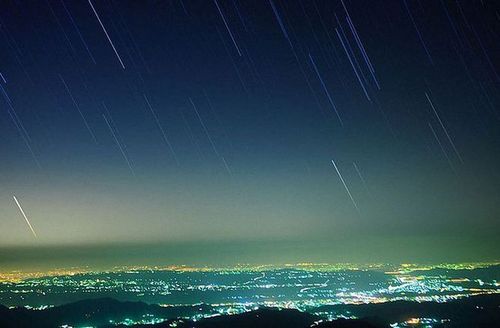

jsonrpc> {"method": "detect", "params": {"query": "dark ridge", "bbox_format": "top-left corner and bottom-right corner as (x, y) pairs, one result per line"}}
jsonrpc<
(314, 294), (500, 327)
(1, 294), (499, 328)
(111, 308), (384, 328)
(0, 298), (215, 328)
(179, 307), (318, 328)
(315, 318), (385, 328)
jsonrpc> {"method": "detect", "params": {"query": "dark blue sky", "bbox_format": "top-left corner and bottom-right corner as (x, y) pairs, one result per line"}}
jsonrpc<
(0, 0), (499, 264)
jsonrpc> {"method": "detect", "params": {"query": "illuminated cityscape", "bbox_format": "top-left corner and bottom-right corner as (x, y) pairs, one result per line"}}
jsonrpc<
(0, 262), (498, 326)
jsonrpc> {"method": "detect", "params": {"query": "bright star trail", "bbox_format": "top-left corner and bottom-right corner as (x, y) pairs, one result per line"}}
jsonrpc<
(331, 159), (360, 214)
(309, 53), (343, 125)
(143, 93), (179, 165)
(87, 0), (125, 69)
(102, 112), (135, 176)
(213, 0), (242, 57)
(12, 195), (37, 238)
(425, 92), (463, 163)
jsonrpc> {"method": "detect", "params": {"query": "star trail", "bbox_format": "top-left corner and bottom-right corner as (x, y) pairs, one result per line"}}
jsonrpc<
(0, 0), (498, 266)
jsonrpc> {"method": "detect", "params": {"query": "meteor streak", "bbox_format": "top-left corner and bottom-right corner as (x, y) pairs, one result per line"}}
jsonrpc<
(331, 159), (360, 214)
(103, 113), (135, 176)
(87, 0), (125, 69)
(353, 162), (372, 197)
(425, 92), (463, 163)
(143, 94), (179, 166)
(13, 195), (37, 238)
(213, 0), (242, 56)
(309, 54), (343, 125)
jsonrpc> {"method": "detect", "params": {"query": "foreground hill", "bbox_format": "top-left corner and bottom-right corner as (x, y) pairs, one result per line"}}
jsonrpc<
(314, 293), (500, 327)
(119, 308), (382, 328)
(0, 298), (214, 327)
(0, 294), (498, 327)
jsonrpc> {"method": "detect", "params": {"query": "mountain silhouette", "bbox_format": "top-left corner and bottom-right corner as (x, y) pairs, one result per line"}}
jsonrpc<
(315, 293), (500, 327)
(110, 308), (383, 328)
(0, 297), (214, 327)
(1, 294), (499, 327)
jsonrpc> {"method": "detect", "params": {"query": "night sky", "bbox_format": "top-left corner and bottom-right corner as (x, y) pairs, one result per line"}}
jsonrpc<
(0, 0), (499, 267)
